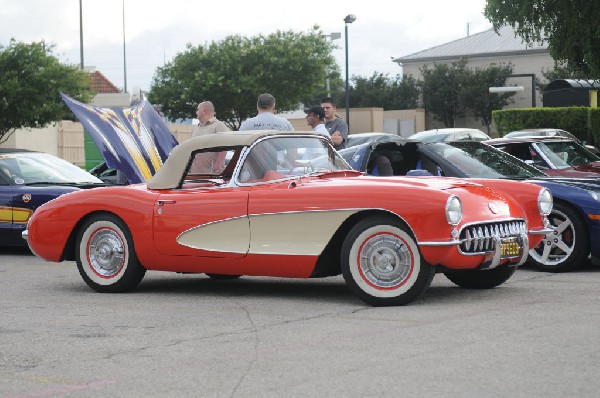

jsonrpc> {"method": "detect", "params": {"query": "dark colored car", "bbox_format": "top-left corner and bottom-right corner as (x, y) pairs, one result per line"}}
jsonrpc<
(409, 128), (491, 143)
(503, 128), (599, 154)
(485, 136), (600, 178)
(339, 134), (600, 272)
(0, 148), (105, 247)
(89, 162), (122, 185)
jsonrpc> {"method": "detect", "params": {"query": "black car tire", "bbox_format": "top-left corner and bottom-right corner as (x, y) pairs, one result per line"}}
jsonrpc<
(341, 216), (435, 306)
(75, 213), (146, 292)
(527, 202), (589, 272)
(444, 266), (516, 289)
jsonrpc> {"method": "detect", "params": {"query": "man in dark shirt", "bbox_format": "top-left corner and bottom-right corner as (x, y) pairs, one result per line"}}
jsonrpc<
(321, 97), (348, 150)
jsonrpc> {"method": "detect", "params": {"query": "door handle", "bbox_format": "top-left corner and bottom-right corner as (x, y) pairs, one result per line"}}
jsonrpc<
(156, 200), (177, 205)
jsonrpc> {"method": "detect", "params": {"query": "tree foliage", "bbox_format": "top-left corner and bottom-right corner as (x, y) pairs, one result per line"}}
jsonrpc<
(419, 59), (517, 130)
(0, 39), (94, 143)
(344, 73), (419, 110)
(419, 59), (470, 127)
(484, 0), (600, 77)
(460, 63), (514, 133)
(149, 27), (336, 130)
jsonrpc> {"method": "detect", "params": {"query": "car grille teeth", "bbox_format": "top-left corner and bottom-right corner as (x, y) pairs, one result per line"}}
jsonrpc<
(459, 220), (526, 254)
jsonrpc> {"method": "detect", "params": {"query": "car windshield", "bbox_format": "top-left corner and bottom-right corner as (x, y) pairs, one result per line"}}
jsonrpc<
(427, 141), (547, 178)
(410, 131), (449, 143)
(535, 141), (600, 168)
(237, 136), (351, 184)
(0, 153), (103, 184)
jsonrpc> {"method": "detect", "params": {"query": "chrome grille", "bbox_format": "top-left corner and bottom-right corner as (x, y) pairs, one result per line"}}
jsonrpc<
(459, 220), (527, 254)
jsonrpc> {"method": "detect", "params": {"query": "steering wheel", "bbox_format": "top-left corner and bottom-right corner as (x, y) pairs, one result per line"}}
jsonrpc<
(569, 156), (585, 166)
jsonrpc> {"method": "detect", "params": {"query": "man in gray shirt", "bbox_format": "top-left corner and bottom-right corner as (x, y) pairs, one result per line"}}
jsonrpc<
(239, 93), (294, 131)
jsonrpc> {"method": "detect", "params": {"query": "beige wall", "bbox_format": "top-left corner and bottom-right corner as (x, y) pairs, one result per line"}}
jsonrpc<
(288, 107), (425, 138)
(2, 107), (425, 165)
(1, 122), (194, 167)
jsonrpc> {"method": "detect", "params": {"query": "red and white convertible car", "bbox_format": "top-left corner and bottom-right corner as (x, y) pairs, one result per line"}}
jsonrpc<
(24, 131), (552, 306)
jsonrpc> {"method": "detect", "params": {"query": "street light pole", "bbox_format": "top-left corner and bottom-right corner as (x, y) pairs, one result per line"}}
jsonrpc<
(325, 32), (341, 97)
(344, 14), (356, 130)
(122, 0), (127, 93)
(79, 0), (84, 69)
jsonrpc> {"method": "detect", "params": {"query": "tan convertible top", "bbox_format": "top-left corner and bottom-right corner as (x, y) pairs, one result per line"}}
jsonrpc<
(147, 130), (319, 189)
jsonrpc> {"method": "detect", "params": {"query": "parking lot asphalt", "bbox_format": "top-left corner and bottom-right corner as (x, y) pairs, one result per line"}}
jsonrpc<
(1, 248), (599, 398)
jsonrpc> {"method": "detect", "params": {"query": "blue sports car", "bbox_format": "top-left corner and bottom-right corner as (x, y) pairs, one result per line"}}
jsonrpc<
(340, 133), (600, 272)
(0, 149), (105, 247)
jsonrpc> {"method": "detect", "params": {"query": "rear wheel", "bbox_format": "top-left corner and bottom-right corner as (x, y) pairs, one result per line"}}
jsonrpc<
(75, 214), (145, 292)
(341, 216), (435, 306)
(527, 202), (588, 272)
(444, 266), (516, 289)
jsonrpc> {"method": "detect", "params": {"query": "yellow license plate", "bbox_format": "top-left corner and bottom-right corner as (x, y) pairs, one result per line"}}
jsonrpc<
(500, 237), (522, 258)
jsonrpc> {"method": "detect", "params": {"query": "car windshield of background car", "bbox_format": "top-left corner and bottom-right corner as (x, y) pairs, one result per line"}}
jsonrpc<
(536, 141), (600, 168)
(238, 136), (350, 183)
(0, 153), (102, 184)
(429, 142), (546, 178)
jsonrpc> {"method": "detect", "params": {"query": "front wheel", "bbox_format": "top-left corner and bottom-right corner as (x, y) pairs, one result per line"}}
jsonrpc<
(75, 214), (146, 292)
(527, 202), (589, 272)
(444, 266), (516, 289)
(341, 216), (435, 306)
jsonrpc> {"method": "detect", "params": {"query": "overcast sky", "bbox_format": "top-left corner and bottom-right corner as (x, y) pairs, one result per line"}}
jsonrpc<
(1, 0), (492, 93)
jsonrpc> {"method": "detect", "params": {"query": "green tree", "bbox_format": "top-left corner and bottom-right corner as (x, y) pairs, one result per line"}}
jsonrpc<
(419, 59), (470, 127)
(484, 0), (600, 77)
(0, 39), (94, 144)
(149, 27), (336, 130)
(460, 63), (514, 134)
(346, 73), (419, 110)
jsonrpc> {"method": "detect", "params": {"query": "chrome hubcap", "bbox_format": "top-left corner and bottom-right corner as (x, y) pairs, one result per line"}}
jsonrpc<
(88, 229), (125, 277)
(531, 209), (574, 265)
(359, 234), (412, 287)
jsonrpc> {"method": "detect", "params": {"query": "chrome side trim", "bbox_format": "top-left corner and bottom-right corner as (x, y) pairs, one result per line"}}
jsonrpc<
(529, 227), (554, 235)
(418, 240), (461, 247)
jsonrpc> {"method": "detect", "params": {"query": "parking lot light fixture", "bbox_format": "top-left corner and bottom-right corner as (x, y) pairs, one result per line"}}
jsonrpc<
(344, 14), (356, 130)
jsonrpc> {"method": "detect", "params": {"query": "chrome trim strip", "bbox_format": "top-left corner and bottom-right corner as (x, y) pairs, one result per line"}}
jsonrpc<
(529, 227), (554, 235)
(418, 240), (461, 247)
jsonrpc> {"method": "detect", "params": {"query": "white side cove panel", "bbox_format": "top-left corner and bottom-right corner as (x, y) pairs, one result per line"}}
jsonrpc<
(177, 216), (250, 254)
(249, 210), (358, 255)
(176, 210), (359, 256)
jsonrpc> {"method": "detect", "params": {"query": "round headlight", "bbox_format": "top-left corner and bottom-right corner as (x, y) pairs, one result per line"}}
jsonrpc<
(446, 195), (463, 225)
(538, 188), (553, 216)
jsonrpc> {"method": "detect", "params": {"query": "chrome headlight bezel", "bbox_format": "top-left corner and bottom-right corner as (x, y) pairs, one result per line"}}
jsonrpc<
(445, 195), (463, 226)
(538, 188), (553, 216)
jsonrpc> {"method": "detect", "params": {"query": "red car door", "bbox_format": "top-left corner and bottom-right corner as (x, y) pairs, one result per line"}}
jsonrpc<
(152, 186), (250, 258)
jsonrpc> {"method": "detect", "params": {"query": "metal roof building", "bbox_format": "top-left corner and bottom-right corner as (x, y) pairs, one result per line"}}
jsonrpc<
(392, 25), (554, 132)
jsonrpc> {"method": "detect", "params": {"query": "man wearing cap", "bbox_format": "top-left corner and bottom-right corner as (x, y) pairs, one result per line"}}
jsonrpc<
(304, 106), (330, 138)
(239, 93), (294, 131)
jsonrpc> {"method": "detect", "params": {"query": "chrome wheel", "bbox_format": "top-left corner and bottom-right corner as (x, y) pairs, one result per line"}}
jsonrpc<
(358, 233), (413, 288)
(341, 216), (435, 306)
(76, 214), (146, 292)
(88, 228), (125, 277)
(527, 202), (588, 272)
